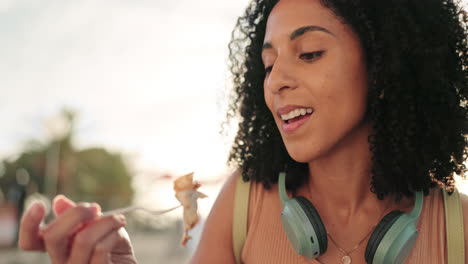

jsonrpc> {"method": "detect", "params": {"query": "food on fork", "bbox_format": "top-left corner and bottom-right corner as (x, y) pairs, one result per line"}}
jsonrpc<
(173, 172), (208, 246)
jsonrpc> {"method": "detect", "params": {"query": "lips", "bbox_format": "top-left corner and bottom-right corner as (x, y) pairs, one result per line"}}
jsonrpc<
(276, 105), (314, 133)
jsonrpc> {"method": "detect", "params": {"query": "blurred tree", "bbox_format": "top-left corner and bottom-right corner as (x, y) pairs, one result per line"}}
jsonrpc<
(68, 148), (134, 210)
(0, 108), (134, 213)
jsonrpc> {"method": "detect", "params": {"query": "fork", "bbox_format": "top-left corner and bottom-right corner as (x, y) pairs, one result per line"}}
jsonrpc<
(102, 204), (182, 216)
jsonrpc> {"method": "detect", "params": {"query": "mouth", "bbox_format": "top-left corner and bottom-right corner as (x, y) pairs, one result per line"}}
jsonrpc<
(277, 106), (314, 133)
(281, 107), (313, 124)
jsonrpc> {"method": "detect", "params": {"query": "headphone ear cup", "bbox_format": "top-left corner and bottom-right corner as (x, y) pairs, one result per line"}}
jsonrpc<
(365, 210), (404, 263)
(294, 196), (328, 254)
(280, 196), (328, 259)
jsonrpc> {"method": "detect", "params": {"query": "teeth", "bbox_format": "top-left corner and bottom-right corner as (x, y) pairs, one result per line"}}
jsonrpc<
(281, 108), (313, 121)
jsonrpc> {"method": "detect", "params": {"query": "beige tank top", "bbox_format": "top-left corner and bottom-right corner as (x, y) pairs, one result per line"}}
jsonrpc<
(241, 182), (446, 264)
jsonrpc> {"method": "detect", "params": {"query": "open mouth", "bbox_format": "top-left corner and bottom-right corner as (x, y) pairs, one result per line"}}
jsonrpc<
(281, 108), (314, 124)
(279, 107), (314, 133)
(284, 113), (312, 124)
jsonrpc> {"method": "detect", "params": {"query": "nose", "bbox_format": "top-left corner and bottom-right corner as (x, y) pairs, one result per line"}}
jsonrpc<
(264, 58), (298, 94)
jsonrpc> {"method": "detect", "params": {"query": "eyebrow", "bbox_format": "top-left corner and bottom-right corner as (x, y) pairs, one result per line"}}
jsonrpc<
(262, 25), (335, 51)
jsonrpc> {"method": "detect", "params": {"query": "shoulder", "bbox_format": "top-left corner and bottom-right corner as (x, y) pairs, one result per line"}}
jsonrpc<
(189, 169), (241, 264)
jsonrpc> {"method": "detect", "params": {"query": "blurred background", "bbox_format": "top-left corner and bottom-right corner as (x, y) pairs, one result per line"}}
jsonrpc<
(0, 0), (468, 263)
(0, 0), (249, 262)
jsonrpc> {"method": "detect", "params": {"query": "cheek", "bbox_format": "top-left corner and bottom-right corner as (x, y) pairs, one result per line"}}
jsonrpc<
(341, 68), (368, 114)
(324, 56), (368, 113)
(322, 82), (366, 116)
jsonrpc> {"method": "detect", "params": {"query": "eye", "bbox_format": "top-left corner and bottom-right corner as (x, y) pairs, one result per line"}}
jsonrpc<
(264, 65), (273, 74)
(299, 51), (325, 62)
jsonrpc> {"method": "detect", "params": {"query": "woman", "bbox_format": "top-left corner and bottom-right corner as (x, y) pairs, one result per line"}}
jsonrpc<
(19, 0), (468, 263)
(191, 0), (468, 263)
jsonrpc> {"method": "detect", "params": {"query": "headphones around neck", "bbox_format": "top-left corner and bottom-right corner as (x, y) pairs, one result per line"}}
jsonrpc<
(278, 172), (423, 264)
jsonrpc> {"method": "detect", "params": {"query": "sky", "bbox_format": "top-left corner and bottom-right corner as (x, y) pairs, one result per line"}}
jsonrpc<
(0, 0), (254, 217)
(1, 0), (468, 213)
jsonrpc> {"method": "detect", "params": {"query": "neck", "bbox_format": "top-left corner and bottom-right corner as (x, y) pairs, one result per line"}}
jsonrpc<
(307, 123), (388, 220)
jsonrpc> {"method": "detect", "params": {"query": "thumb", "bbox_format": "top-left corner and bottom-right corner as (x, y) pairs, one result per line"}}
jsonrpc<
(18, 201), (46, 251)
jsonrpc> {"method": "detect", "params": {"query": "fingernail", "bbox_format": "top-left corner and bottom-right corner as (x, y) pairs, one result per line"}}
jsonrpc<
(116, 214), (126, 224)
(77, 202), (94, 215)
(52, 194), (65, 202)
(28, 202), (44, 219)
(90, 203), (101, 215)
(53, 194), (73, 204)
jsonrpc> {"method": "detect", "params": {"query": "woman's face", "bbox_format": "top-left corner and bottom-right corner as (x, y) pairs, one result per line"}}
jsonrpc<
(262, 0), (369, 163)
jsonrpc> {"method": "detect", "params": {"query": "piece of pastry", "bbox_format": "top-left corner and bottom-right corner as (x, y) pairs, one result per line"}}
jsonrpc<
(173, 172), (207, 246)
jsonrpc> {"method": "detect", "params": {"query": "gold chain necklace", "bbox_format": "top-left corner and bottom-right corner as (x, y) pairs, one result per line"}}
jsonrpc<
(315, 202), (391, 264)
(327, 227), (375, 264)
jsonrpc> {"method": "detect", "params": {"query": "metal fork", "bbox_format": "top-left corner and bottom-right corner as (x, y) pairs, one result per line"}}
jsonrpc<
(102, 204), (182, 216)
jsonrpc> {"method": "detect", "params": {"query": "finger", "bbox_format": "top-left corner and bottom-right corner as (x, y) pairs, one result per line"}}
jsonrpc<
(18, 201), (46, 251)
(92, 203), (102, 215)
(89, 229), (126, 264)
(41, 204), (98, 264)
(68, 214), (126, 264)
(53, 194), (76, 216)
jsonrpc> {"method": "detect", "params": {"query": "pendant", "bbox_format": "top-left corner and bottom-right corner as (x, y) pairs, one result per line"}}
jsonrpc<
(341, 255), (351, 264)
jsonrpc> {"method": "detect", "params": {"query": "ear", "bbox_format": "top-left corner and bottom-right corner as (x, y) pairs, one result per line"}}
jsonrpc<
(52, 194), (76, 216)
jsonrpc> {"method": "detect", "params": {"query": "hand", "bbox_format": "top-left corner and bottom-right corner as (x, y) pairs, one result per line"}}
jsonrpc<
(18, 195), (138, 264)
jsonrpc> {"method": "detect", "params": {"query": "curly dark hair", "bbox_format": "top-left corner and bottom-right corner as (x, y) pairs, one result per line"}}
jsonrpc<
(226, 0), (468, 200)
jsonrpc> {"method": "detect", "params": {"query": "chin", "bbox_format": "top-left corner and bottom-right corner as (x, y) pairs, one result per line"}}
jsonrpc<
(288, 152), (316, 163)
(284, 142), (322, 163)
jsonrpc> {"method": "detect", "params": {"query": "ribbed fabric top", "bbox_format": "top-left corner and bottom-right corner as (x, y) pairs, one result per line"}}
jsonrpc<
(241, 181), (446, 264)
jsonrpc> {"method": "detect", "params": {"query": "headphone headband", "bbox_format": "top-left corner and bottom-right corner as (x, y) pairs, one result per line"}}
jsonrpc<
(409, 190), (423, 219)
(279, 172), (288, 207)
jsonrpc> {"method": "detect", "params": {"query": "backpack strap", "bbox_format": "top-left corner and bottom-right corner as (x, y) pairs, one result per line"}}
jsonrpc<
(442, 187), (465, 264)
(232, 173), (251, 264)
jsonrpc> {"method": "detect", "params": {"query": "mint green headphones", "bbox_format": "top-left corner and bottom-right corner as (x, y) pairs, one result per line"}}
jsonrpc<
(278, 172), (423, 263)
